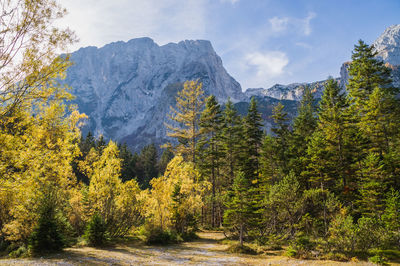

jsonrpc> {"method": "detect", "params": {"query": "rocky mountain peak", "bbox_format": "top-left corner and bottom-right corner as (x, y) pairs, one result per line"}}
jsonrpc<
(66, 37), (245, 151)
(373, 24), (400, 66)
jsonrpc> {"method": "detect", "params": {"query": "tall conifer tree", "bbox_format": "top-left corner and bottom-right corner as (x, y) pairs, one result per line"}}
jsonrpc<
(165, 80), (205, 166)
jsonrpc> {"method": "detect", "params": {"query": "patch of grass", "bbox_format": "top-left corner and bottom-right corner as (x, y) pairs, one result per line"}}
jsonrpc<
(322, 252), (349, 262)
(227, 243), (257, 255)
(370, 249), (400, 261)
(8, 245), (29, 258)
(368, 254), (389, 265)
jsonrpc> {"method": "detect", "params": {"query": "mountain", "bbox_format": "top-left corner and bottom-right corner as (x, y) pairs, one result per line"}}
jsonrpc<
(65, 38), (246, 151)
(247, 24), (400, 101)
(67, 25), (400, 152)
(374, 24), (400, 66)
(244, 79), (340, 101)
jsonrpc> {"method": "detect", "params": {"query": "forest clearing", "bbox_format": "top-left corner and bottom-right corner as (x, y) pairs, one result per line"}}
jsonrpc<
(0, 231), (387, 265)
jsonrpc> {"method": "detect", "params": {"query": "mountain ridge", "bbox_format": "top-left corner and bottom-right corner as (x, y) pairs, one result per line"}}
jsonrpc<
(67, 25), (400, 151)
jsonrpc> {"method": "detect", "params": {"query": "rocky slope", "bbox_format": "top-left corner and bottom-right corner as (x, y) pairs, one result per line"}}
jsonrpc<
(64, 38), (245, 151)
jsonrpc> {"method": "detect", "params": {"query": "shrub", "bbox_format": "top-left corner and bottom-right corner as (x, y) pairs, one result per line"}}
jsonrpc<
(145, 228), (177, 245)
(327, 211), (356, 253)
(228, 243), (257, 255)
(355, 216), (385, 251)
(287, 234), (316, 258)
(83, 213), (107, 246)
(28, 203), (65, 254)
(8, 245), (28, 258)
(285, 246), (297, 257)
(368, 254), (389, 266)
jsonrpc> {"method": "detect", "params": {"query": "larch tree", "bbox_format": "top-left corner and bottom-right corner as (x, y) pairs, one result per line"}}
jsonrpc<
(165, 80), (205, 166)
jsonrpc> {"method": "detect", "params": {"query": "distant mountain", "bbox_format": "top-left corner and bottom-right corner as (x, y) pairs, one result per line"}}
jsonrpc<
(374, 24), (400, 66)
(66, 25), (400, 152)
(245, 24), (400, 101)
(64, 38), (246, 151)
(244, 79), (340, 101)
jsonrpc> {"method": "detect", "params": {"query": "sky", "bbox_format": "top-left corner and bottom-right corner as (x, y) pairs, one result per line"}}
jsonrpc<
(58, 0), (400, 91)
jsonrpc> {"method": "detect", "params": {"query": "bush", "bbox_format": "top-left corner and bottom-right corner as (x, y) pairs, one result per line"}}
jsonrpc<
(228, 244), (257, 255)
(368, 254), (389, 265)
(145, 228), (178, 245)
(327, 211), (356, 253)
(286, 234), (316, 259)
(355, 216), (385, 251)
(83, 213), (107, 246)
(8, 245), (28, 258)
(28, 203), (65, 254)
(285, 246), (297, 257)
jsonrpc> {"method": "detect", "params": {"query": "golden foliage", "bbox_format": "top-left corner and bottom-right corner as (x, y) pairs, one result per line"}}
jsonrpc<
(144, 155), (210, 231)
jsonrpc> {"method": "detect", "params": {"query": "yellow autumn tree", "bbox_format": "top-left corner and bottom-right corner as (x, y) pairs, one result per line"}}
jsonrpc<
(0, 88), (84, 243)
(87, 141), (142, 237)
(165, 80), (205, 165)
(0, 0), (76, 117)
(144, 155), (210, 232)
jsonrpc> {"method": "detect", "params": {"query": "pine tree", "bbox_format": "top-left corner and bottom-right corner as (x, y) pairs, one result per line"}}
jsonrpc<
(241, 97), (263, 180)
(347, 40), (400, 199)
(139, 144), (159, 188)
(269, 102), (291, 177)
(220, 98), (242, 186)
(224, 171), (255, 246)
(347, 40), (398, 155)
(347, 40), (394, 110)
(158, 147), (174, 175)
(357, 153), (388, 217)
(119, 143), (135, 182)
(290, 86), (318, 188)
(198, 95), (224, 227)
(307, 79), (353, 192)
(165, 80), (205, 166)
(240, 98), (263, 234)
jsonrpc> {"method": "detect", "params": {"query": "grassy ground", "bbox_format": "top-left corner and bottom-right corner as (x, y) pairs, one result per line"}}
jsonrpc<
(0, 231), (395, 265)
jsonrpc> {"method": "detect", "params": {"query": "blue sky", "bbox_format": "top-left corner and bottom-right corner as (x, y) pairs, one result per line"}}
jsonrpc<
(59, 0), (400, 91)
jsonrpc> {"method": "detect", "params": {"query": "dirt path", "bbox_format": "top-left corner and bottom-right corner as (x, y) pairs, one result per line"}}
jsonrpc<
(0, 231), (375, 265)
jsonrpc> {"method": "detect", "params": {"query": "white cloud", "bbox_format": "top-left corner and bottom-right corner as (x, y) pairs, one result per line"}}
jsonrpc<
(302, 12), (316, 36)
(58, 0), (208, 50)
(269, 17), (289, 32)
(268, 12), (316, 36)
(220, 0), (240, 4)
(295, 42), (312, 49)
(246, 51), (289, 78)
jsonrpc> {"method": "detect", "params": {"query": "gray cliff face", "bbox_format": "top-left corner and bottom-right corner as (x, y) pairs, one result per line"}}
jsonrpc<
(373, 24), (400, 66)
(65, 38), (245, 151)
(248, 25), (400, 101)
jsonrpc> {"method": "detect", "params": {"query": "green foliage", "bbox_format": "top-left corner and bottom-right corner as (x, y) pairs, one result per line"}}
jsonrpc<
(327, 210), (357, 253)
(83, 213), (107, 247)
(224, 171), (258, 245)
(266, 172), (303, 237)
(197, 95), (224, 227)
(28, 199), (66, 254)
(368, 254), (389, 266)
(290, 86), (318, 185)
(227, 243), (257, 255)
(8, 245), (28, 258)
(146, 228), (177, 245)
(287, 234), (316, 259)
